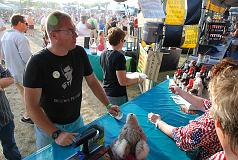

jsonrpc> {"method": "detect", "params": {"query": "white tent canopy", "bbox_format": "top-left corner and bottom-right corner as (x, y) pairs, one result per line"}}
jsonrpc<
(0, 3), (13, 10)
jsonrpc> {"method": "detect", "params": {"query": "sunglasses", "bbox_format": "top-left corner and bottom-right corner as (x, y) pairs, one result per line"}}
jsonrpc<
(21, 21), (28, 26)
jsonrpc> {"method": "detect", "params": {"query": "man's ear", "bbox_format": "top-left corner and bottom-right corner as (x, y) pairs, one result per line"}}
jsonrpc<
(50, 32), (57, 39)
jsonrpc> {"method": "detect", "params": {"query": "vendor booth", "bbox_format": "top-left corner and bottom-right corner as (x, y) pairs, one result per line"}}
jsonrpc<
(23, 0), (238, 159)
(24, 80), (200, 160)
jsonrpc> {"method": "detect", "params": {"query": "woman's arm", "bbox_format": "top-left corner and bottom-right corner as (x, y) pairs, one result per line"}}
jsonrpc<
(116, 71), (143, 86)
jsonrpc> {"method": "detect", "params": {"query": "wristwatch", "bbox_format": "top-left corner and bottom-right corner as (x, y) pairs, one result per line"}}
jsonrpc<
(51, 129), (62, 140)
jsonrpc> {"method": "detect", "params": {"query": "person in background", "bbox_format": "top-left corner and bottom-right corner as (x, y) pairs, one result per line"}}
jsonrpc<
(208, 61), (238, 160)
(88, 13), (98, 44)
(23, 11), (120, 149)
(129, 16), (134, 36)
(98, 15), (106, 32)
(100, 27), (144, 106)
(0, 64), (21, 160)
(97, 30), (105, 51)
(120, 15), (129, 36)
(40, 14), (47, 32)
(0, 16), (6, 62)
(230, 22), (238, 52)
(133, 16), (138, 37)
(1, 14), (33, 124)
(148, 59), (238, 159)
(26, 13), (34, 36)
(77, 15), (91, 49)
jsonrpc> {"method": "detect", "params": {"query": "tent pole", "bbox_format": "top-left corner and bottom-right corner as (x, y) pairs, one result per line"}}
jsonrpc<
(193, 0), (209, 56)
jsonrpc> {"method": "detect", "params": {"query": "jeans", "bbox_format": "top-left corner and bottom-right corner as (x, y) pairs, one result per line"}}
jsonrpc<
(107, 95), (128, 106)
(35, 116), (84, 149)
(0, 120), (21, 160)
(84, 37), (90, 49)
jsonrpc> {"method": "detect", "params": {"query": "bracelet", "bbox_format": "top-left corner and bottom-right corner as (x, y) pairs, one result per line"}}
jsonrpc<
(106, 103), (113, 110)
(155, 119), (161, 128)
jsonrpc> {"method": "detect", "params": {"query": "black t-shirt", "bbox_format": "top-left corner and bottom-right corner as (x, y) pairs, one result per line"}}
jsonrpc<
(23, 46), (93, 124)
(100, 50), (127, 97)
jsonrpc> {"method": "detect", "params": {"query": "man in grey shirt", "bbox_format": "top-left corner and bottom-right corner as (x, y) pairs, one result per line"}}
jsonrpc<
(1, 14), (32, 124)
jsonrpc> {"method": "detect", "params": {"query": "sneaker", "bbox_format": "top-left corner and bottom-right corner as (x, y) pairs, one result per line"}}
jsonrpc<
(20, 117), (34, 125)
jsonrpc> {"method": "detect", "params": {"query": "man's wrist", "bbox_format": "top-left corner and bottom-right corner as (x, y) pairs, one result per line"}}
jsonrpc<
(106, 103), (113, 110)
(51, 129), (62, 140)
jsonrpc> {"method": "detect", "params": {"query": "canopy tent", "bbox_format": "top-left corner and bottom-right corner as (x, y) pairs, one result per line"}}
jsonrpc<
(113, 0), (238, 7)
(0, 3), (13, 10)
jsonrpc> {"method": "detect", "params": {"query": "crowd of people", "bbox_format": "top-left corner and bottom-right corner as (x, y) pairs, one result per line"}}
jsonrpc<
(0, 10), (141, 159)
(0, 9), (238, 160)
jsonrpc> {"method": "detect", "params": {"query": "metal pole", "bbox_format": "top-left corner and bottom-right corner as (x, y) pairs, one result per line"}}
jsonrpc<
(193, 0), (209, 56)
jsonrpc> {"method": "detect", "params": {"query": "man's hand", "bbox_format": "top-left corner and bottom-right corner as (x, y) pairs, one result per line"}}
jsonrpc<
(55, 132), (78, 146)
(108, 105), (120, 117)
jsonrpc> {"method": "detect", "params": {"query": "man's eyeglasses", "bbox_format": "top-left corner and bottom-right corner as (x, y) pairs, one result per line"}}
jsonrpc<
(52, 29), (77, 36)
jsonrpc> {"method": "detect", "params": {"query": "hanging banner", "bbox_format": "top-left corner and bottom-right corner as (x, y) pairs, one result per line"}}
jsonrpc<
(181, 25), (199, 49)
(206, 0), (226, 13)
(137, 43), (148, 73)
(137, 44), (163, 82)
(138, 0), (165, 18)
(163, 25), (183, 47)
(185, 0), (202, 25)
(165, 0), (186, 25)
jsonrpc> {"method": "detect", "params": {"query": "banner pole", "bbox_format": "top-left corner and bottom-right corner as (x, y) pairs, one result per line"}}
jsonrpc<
(193, 0), (209, 56)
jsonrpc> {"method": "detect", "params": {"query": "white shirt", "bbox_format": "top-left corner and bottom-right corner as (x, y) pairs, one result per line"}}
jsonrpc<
(1, 29), (32, 83)
(76, 21), (90, 37)
(0, 18), (6, 40)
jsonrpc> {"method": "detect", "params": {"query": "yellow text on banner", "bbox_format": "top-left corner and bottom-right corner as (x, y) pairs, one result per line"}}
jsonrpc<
(165, 0), (186, 25)
(206, 0), (226, 13)
(181, 25), (199, 49)
(137, 43), (148, 73)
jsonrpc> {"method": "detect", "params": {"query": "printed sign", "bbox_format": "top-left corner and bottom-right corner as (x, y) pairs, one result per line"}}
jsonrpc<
(138, 0), (165, 18)
(165, 0), (186, 25)
(206, 0), (226, 13)
(137, 43), (148, 73)
(181, 25), (199, 49)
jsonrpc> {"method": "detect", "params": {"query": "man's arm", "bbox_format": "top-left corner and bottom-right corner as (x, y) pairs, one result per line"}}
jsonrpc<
(24, 87), (77, 146)
(25, 87), (58, 135)
(85, 73), (119, 115)
(17, 38), (32, 64)
(0, 77), (14, 89)
(85, 73), (110, 106)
